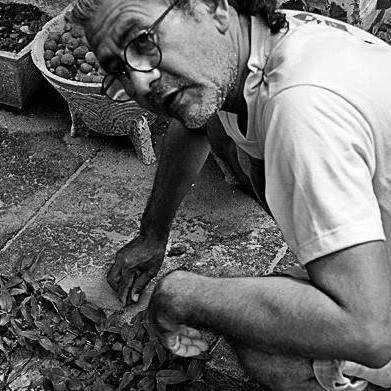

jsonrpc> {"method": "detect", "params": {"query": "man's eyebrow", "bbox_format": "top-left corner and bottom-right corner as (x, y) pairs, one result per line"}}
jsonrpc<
(114, 18), (143, 46)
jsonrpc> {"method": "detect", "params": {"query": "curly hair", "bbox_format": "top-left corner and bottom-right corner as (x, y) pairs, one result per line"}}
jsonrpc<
(72, 0), (287, 34)
(228, 0), (288, 33)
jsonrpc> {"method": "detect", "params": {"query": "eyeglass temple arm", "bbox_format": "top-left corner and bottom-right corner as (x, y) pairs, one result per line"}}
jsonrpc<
(146, 0), (182, 34)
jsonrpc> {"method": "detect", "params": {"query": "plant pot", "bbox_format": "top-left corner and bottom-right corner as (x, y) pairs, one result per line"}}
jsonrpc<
(31, 13), (157, 165)
(0, 41), (44, 109)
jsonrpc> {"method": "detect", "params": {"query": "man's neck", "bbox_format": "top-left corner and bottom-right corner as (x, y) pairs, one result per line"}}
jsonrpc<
(222, 12), (251, 114)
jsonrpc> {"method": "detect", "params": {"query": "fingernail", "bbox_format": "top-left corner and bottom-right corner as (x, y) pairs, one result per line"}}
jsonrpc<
(132, 293), (140, 302)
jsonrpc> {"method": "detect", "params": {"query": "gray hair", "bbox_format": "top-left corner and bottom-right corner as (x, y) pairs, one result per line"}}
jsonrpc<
(71, 0), (287, 34)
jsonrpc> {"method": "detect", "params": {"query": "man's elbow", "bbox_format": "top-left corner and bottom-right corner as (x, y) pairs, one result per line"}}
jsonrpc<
(353, 320), (391, 368)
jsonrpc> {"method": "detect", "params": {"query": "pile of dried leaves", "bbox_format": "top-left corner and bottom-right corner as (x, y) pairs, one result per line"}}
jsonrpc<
(0, 258), (211, 391)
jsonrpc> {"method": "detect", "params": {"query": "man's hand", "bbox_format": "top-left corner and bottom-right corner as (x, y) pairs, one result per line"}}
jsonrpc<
(107, 235), (166, 305)
(147, 272), (209, 357)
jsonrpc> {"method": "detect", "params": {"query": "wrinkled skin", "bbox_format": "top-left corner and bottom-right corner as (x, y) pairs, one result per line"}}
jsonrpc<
(84, 0), (238, 129)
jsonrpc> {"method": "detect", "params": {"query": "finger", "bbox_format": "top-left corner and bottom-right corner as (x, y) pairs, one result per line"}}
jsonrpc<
(176, 334), (208, 352)
(106, 263), (121, 292)
(183, 327), (202, 339)
(131, 272), (154, 302)
(118, 273), (135, 306)
(171, 342), (202, 357)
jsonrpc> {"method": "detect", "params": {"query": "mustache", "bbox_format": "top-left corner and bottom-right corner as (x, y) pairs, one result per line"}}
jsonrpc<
(147, 77), (192, 105)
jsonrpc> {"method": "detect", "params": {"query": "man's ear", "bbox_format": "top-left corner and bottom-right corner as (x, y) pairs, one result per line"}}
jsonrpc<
(212, 0), (230, 34)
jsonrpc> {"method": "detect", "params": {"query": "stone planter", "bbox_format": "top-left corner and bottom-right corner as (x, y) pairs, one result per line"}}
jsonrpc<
(0, 41), (43, 109)
(31, 12), (157, 165)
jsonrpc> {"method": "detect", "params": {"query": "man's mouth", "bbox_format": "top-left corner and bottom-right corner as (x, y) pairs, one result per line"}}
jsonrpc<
(160, 88), (185, 113)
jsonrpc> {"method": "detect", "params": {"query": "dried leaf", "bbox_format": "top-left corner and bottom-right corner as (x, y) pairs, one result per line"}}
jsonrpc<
(156, 369), (189, 385)
(80, 303), (106, 324)
(118, 372), (134, 391)
(142, 341), (156, 370)
(68, 287), (86, 307)
(90, 377), (112, 391)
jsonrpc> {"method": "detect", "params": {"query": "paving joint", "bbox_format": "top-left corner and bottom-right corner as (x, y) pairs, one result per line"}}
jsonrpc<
(0, 157), (95, 254)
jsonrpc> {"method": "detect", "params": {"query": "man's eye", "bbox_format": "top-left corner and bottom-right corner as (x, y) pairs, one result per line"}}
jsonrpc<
(133, 34), (156, 54)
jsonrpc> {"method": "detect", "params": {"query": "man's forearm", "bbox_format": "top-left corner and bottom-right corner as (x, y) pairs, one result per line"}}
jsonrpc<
(140, 119), (210, 242)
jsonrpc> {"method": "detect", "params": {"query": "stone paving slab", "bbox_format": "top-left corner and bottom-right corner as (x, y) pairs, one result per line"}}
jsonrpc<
(0, 91), (297, 388)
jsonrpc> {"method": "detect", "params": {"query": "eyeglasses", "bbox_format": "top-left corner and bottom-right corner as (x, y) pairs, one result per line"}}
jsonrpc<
(101, 0), (181, 102)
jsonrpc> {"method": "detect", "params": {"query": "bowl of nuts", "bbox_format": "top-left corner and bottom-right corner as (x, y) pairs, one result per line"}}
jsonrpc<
(31, 10), (157, 165)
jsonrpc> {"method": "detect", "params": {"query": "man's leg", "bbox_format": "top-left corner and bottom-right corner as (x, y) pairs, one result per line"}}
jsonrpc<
(232, 342), (323, 391)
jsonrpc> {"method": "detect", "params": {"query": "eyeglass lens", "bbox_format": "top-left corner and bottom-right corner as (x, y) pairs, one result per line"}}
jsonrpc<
(102, 74), (132, 102)
(125, 33), (161, 72)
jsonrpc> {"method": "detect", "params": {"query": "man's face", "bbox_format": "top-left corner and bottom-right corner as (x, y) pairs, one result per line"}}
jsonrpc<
(85, 0), (237, 128)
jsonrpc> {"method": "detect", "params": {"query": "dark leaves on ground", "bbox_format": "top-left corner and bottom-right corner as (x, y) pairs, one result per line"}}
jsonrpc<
(0, 260), (213, 390)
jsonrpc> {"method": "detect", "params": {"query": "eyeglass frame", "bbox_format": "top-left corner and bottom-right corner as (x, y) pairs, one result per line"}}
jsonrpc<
(101, 0), (182, 102)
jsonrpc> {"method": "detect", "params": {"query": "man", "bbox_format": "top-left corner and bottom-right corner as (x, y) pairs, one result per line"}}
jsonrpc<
(71, 0), (391, 389)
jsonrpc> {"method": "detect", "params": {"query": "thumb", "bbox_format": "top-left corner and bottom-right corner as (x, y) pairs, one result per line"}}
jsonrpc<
(131, 272), (154, 302)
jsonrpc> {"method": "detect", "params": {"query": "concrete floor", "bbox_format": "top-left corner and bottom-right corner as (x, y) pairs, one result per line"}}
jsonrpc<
(0, 81), (298, 389)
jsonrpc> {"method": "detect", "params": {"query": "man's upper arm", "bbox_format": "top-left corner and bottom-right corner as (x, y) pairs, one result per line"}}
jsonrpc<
(263, 85), (385, 264)
(306, 240), (391, 322)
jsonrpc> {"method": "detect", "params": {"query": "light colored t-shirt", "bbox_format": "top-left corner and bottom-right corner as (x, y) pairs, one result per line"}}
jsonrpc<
(218, 10), (391, 264)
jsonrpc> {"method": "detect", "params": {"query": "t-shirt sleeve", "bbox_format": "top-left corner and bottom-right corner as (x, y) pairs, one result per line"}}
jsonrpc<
(263, 85), (385, 264)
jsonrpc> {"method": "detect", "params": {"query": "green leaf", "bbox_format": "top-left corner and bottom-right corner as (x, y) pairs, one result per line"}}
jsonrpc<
(69, 309), (85, 329)
(66, 378), (84, 391)
(68, 287), (86, 307)
(155, 342), (167, 367)
(9, 286), (27, 296)
(156, 369), (189, 385)
(187, 360), (203, 381)
(0, 313), (10, 326)
(80, 303), (106, 324)
(35, 320), (53, 338)
(44, 283), (67, 298)
(118, 372), (134, 391)
(121, 323), (135, 343)
(41, 292), (66, 314)
(137, 376), (155, 391)
(39, 336), (60, 356)
(20, 297), (33, 324)
(19, 330), (40, 341)
(5, 276), (23, 289)
(142, 341), (156, 370)
(30, 295), (39, 319)
(126, 339), (143, 353)
(21, 270), (41, 292)
(40, 367), (68, 383)
(0, 291), (14, 312)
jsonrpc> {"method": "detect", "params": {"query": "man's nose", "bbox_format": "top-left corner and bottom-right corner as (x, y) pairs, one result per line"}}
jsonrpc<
(127, 68), (161, 96)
